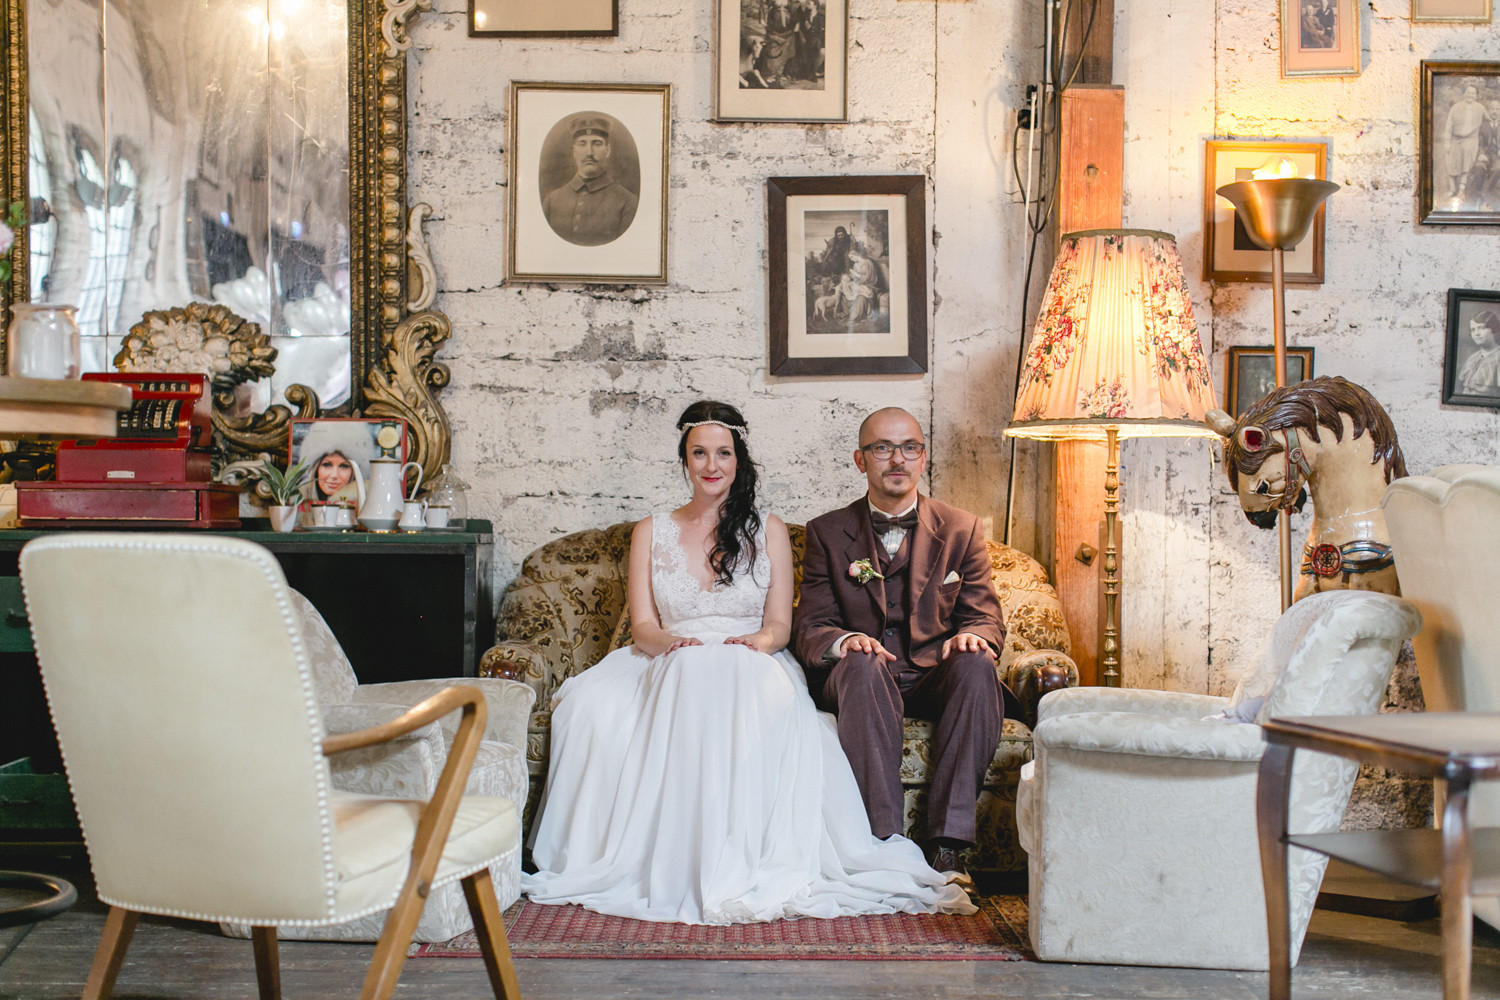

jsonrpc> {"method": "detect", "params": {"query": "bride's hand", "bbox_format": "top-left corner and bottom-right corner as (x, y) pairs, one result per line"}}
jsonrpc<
(725, 633), (763, 652)
(665, 636), (704, 653)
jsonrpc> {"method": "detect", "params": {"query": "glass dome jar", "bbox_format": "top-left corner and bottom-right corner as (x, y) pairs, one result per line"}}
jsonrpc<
(7, 304), (81, 379)
(422, 463), (469, 530)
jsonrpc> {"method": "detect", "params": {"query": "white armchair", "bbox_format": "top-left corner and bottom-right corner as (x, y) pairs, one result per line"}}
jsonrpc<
(222, 591), (534, 944)
(19, 533), (522, 1000)
(1016, 590), (1421, 970)
(1383, 464), (1500, 932)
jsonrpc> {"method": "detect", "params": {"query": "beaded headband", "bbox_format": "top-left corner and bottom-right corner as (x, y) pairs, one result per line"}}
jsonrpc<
(678, 418), (748, 439)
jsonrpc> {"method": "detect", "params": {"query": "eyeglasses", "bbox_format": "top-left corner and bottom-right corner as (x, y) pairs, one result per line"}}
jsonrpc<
(860, 441), (926, 461)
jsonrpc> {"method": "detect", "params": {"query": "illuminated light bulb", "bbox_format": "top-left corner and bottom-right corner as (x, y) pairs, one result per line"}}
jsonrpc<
(1251, 156), (1299, 181)
(474, 10), (487, 25)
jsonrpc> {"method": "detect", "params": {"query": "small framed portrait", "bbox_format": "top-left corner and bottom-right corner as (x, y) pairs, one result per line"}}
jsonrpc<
(469, 0), (618, 37)
(1418, 62), (1500, 225)
(1225, 346), (1316, 418)
(767, 175), (927, 377)
(507, 82), (670, 284)
(1441, 288), (1500, 407)
(714, 0), (848, 123)
(1204, 139), (1329, 284)
(1280, 0), (1361, 78)
(290, 418), (408, 504)
(1412, 0), (1492, 22)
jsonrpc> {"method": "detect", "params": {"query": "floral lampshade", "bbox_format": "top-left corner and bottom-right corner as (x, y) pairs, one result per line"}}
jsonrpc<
(1007, 229), (1218, 441)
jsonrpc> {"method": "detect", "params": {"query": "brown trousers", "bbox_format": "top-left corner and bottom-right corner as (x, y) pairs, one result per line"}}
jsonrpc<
(816, 647), (1002, 843)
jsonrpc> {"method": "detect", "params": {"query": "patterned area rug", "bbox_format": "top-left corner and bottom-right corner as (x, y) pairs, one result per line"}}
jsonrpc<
(411, 896), (1031, 961)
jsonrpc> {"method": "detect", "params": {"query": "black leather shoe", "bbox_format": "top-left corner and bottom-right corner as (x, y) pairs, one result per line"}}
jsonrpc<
(925, 841), (975, 892)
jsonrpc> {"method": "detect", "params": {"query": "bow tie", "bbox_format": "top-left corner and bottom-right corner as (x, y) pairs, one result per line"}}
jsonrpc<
(870, 508), (918, 533)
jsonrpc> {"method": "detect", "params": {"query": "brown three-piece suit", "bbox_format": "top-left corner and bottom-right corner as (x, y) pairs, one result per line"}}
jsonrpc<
(793, 496), (1017, 843)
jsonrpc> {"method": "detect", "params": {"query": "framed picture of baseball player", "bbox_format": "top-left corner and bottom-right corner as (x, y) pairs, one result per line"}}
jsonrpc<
(766, 175), (928, 376)
(507, 83), (671, 284)
(714, 0), (848, 123)
(1418, 61), (1500, 226)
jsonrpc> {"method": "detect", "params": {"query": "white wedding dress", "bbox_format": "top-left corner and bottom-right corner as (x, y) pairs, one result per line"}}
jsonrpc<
(522, 511), (975, 924)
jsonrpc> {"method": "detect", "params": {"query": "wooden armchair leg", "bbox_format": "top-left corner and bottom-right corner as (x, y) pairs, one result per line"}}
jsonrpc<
(82, 906), (140, 1000)
(251, 926), (282, 1000)
(358, 873), (431, 1000)
(462, 868), (522, 1000)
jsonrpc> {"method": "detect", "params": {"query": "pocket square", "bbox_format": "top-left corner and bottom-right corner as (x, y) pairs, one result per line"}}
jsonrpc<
(942, 570), (961, 585)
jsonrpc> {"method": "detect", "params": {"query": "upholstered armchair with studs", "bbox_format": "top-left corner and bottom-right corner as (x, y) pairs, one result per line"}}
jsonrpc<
(220, 590), (533, 944)
(481, 520), (1079, 872)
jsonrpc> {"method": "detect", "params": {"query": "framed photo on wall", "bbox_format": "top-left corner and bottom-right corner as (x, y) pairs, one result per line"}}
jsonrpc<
(469, 0), (618, 37)
(1412, 0), (1492, 22)
(1280, 0), (1361, 78)
(767, 175), (927, 377)
(714, 0), (848, 122)
(1442, 288), (1500, 407)
(1203, 139), (1328, 284)
(1225, 346), (1316, 418)
(1418, 61), (1500, 225)
(507, 83), (670, 284)
(290, 418), (408, 504)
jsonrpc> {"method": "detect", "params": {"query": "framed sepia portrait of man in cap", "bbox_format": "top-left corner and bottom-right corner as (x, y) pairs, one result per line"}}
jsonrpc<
(508, 83), (671, 284)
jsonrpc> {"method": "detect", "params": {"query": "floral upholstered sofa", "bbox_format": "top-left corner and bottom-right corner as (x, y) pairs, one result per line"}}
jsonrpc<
(481, 521), (1079, 871)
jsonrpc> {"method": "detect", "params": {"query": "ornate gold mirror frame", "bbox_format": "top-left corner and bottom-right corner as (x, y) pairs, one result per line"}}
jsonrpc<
(0, 0), (453, 481)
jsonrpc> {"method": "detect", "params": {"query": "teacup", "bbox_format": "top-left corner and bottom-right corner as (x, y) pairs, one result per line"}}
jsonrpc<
(425, 504), (452, 529)
(399, 499), (427, 531)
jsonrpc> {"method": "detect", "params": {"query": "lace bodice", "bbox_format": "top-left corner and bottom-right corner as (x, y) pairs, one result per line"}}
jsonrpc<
(650, 511), (771, 638)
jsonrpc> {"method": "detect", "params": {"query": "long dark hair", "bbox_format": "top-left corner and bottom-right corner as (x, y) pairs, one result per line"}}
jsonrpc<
(677, 400), (761, 587)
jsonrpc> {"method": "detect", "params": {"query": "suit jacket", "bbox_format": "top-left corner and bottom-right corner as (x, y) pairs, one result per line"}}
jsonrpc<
(793, 496), (1007, 670)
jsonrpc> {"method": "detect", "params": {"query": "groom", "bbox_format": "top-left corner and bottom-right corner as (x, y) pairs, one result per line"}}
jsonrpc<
(793, 407), (1012, 887)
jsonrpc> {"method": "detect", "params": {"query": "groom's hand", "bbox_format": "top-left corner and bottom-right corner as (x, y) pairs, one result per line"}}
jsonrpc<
(940, 632), (995, 661)
(843, 633), (896, 662)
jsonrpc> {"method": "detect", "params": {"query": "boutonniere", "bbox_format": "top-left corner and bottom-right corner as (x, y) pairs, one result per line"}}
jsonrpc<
(848, 559), (884, 585)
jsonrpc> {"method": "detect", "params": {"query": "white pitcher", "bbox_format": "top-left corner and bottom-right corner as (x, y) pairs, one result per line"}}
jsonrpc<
(358, 458), (422, 533)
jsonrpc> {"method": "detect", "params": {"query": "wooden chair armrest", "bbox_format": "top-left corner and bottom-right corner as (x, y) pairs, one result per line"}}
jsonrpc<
(321, 685), (486, 756)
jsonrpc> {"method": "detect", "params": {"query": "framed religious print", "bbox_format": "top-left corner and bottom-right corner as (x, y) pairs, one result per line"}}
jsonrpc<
(1226, 346), (1315, 418)
(767, 175), (927, 376)
(507, 83), (670, 284)
(1441, 288), (1500, 407)
(1412, 0), (1492, 22)
(469, 0), (618, 37)
(1204, 139), (1329, 284)
(1419, 61), (1500, 225)
(714, 0), (848, 123)
(1280, 0), (1361, 77)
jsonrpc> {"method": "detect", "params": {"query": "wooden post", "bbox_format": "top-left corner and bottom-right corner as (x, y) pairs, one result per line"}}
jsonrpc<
(1053, 84), (1124, 686)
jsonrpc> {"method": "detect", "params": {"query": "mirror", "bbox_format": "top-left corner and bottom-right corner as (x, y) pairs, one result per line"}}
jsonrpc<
(0, 0), (453, 480)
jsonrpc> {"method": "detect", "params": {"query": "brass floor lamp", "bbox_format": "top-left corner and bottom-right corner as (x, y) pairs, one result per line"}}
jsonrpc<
(1007, 229), (1219, 686)
(1215, 173), (1338, 611)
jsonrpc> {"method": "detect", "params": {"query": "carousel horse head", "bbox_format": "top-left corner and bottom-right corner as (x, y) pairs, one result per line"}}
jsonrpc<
(1206, 376), (1406, 601)
(1205, 375), (1408, 530)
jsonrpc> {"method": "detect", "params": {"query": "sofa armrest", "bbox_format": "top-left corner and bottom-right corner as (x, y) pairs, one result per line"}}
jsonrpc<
(321, 702), (445, 796)
(1034, 711), (1266, 762)
(1003, 650), (1080, 729)
(353, 678), (535, 751)
(1036, 686), (1229, 725)
(480, 641), (553, 715)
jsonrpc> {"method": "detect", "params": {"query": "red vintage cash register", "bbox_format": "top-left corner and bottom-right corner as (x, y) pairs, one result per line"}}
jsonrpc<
(16, 373), (240, 528)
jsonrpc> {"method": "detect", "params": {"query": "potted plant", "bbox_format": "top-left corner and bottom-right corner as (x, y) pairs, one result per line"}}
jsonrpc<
(258, 456), (310, 532)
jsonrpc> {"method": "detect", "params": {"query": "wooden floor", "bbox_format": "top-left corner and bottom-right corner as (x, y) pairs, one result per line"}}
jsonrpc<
(4, 850), (1499, 1000)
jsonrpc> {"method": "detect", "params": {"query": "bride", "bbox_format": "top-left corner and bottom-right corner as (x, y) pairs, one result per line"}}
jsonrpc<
(522, 400), (975, 924)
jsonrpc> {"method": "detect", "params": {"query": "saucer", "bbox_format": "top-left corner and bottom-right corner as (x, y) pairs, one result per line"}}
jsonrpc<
(299, 524), (354, 533)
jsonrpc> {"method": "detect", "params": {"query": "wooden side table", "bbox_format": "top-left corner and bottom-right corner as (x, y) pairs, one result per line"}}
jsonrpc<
(1258, 713), (1500, 1000)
